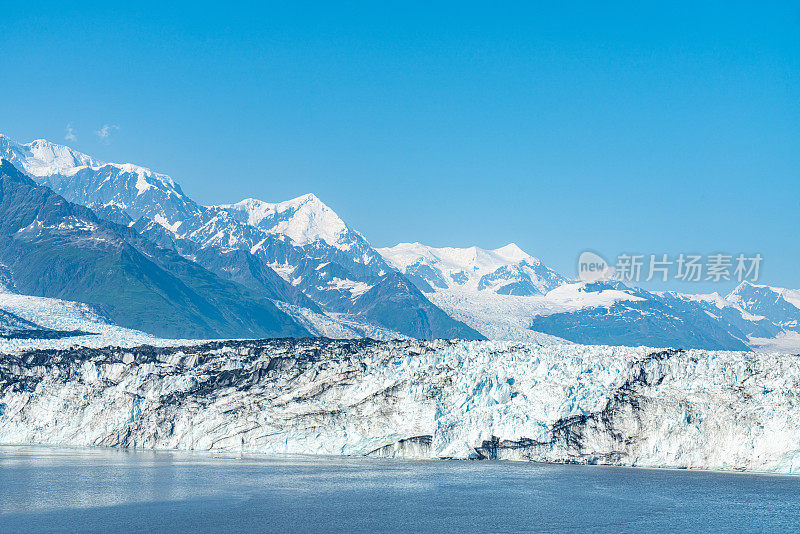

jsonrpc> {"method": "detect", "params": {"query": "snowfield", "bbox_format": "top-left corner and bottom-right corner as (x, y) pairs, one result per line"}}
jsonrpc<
(2, 339), (800, 473)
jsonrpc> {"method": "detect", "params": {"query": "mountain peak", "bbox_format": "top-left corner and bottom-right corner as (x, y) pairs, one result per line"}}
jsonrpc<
(493, 243), (532, 263)
(0, 134), (98, 177)
(218, 193), (356, 250)
(378, 241), (564, 295)
(380, 242), (539, 271)
(264, 193), (352, 249)
(727, 280), (764, 299)
(293, 192), (321, 204)
(0, 133), (201, 230)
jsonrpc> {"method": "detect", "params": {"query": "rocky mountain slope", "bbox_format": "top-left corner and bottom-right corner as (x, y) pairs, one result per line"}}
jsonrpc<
(0, 134), (481, 341)
(0, 160), (306, 339)
(2, 339), (800, 473)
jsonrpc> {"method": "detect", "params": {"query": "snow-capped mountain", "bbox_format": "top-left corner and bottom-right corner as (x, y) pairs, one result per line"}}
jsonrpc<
(726, 282), (800, 332)
(5, 338), (800, 473)
(0, 134), (481, 340)
(201, 194), (391, 308)
(0, 134), (201, 229)
(219, 195), (371, 252)
(378, 242), (800, 352)
(378, 242), (567, 295)
(0, 135), (97, 176)
(2, 133), (798, 349)
(143, 195), (481, 340)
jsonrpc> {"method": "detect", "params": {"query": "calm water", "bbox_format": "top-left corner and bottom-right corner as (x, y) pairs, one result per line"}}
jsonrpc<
(1, 446), (799, 533)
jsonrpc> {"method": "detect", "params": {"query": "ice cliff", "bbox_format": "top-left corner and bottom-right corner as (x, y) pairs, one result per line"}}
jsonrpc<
(1, 339), (799, 473)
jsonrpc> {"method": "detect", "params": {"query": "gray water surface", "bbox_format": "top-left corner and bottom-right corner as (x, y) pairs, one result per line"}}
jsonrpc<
(1, 445), (798, 533)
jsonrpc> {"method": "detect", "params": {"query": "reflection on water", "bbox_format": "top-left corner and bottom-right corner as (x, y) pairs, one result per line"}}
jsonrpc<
(1, 445), (799, 533)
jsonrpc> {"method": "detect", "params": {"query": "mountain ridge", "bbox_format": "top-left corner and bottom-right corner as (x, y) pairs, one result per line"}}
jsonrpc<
(378, 242), (567, 295)
(0, 135), (483, 341)
(0, 159), (308, 339)
(2, 133), (797, 350)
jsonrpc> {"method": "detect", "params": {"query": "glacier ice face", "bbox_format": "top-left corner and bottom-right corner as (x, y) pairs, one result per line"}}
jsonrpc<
(2, 339), (800, 473)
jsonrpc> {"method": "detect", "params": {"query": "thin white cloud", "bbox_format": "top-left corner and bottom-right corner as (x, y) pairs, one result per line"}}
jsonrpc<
(64, 123), (77, 142)
(96, 124), (119, 143)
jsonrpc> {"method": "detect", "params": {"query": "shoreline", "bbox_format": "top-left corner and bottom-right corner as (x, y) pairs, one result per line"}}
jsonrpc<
(2, 442), (797, 479)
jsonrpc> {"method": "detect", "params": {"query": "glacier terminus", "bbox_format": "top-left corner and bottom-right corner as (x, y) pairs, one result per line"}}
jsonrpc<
(2, 338), (800, 474)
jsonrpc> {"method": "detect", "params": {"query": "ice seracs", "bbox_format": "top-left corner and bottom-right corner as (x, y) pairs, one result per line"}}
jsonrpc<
(4, 338), (800, 473)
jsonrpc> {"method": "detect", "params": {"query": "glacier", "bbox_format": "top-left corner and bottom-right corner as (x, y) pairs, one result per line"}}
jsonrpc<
(2, 338), (800, 474)
(0, 286), (407, 353)
(0, 289), (200, 354)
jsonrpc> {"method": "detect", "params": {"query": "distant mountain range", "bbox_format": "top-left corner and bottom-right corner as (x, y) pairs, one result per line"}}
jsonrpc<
(0, 133), (798, 351)
(380, 242), (800, 351)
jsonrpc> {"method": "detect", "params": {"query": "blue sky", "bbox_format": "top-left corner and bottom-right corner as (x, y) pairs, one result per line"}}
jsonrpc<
(1, 1), (798, 291)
